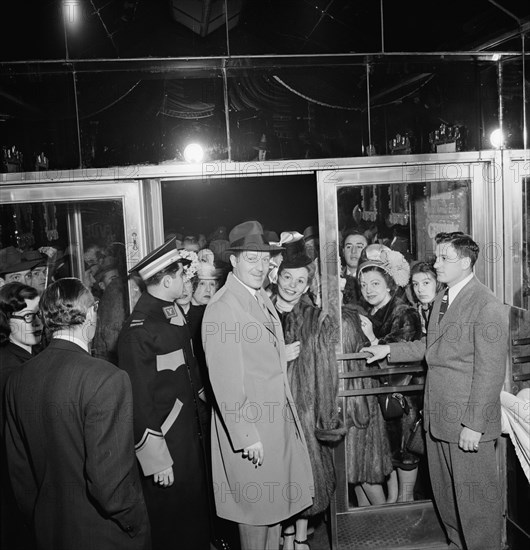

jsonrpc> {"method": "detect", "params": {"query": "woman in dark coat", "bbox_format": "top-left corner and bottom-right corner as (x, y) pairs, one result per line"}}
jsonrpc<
(341, 305), (394, 506)
(270, 238), (344, 550)
(357, 250), (422, 503)
(0, 282), (42, 550)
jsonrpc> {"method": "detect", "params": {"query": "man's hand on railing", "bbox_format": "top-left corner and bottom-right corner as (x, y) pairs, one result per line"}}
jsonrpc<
(360, 344), (390, 364)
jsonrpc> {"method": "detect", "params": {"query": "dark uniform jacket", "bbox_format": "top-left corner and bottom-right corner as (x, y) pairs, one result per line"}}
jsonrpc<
(117, 292), (210, 550)
(4, 338), (150, 550)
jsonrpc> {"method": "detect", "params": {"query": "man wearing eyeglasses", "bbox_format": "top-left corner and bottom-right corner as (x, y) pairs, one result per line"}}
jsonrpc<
(362, 232), (509, 550)
(4, 278), (151, 550)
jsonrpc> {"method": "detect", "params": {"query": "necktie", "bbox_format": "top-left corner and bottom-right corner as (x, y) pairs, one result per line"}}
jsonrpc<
(255, 292), (272, 322)
(438, 288), (449, 323)
(420, 306), (430, 330)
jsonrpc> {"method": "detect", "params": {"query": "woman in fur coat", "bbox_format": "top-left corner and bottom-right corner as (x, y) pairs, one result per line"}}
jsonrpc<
(270, 239), (344, 550)
(341, 304), (394, 506)
(357, 250), (423, 503)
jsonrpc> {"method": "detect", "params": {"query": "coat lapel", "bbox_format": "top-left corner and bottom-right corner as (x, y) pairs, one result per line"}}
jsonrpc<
(427, 276), (478, 349)
(226, 274), (281, 342)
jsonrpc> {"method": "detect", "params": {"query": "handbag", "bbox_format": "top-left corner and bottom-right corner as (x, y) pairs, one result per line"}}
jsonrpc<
(377, 391), (409, 420)
(405, 417), (425, 456)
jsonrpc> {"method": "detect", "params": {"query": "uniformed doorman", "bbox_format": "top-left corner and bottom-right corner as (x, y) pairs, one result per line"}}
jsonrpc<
(117, 237), (211, 550)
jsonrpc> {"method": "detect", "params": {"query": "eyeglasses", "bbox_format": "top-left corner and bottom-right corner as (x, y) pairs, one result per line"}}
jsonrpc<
(11, 311), (42, 324)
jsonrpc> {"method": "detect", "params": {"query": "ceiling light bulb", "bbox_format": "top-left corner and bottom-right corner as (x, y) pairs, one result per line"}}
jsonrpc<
(183, 143), (204, 163)
(490, 129), (504, 149)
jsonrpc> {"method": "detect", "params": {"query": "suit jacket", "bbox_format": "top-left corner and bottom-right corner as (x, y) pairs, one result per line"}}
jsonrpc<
(202, 273), (314, 525)
(0, 342), (32, 438)
(4, 338), (150, 550)
(389, 275), (509, 443)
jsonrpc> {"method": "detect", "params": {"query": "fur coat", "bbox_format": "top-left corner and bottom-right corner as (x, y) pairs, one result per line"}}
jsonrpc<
(278, 294), (343, 517)
(342, 305), (393, 484)
(367, 294), (423, 468)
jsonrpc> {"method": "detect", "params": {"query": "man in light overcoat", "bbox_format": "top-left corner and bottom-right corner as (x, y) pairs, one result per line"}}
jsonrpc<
(202, 220), (314, 550)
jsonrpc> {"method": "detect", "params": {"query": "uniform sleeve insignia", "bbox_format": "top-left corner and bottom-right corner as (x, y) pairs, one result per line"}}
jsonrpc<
(163, 305), (177, 319)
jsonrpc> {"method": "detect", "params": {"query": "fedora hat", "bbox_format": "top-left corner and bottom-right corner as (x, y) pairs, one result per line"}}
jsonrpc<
(252, 134), (269, 152)
(227, 221), (284, 253)
(0, 246), (44, 276)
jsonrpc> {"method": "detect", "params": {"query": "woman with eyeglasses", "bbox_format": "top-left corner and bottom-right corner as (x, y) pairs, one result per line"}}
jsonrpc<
(0, 281), (42, 550)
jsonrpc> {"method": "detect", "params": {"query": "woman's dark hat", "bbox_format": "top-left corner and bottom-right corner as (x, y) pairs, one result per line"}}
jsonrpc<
(279, 235), (313, 269)
(227, 221), (284, 252)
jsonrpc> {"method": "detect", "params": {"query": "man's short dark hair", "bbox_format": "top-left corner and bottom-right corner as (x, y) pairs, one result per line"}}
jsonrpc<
(435, 232), (479, 268)
(341, 228), (368, 249)
(144, 260), (182, 287)
(40, 278), (94, 332)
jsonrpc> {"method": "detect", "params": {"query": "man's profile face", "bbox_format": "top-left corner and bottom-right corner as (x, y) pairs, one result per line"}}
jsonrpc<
(434, 243), (470, 287)
(176, 279), (193, 306)
(168, 265), (185, 300)
(231, 251), (270, 290)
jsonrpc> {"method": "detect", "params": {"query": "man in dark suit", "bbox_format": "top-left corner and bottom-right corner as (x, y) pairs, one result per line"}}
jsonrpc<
(362, 232), (509, 550)
(4, 278), (150, 550)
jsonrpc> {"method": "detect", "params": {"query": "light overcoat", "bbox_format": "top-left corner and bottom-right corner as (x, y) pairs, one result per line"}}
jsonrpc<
(202, 273), (314, 525)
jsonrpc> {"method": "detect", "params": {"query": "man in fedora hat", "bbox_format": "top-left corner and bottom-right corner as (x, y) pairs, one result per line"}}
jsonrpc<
(202, 220), (314, 550)
(252, 133), (269, 161)
(117, 237), (211, 550)
(0, 246), (43, 287)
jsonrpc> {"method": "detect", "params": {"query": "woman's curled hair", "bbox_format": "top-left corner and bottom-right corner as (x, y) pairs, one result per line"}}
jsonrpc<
(0, 282), (39, 345)
(40, 278), (93, 332)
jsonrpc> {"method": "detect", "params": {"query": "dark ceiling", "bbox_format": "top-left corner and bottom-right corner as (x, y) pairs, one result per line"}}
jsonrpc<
(1, 0), (529, 62)
(1, 1), (529, 169)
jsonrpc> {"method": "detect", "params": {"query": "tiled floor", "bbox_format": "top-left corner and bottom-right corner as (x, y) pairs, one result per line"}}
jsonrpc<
(212, 503), (450, 549)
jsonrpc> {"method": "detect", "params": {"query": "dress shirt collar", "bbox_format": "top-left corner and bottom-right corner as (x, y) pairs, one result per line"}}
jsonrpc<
(447, 272), (473, 306)
(232, 273), (258, 297)
(53, 332), (90, 353)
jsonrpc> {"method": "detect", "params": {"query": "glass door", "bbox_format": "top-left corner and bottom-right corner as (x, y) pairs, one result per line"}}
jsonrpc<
(0, 180), (146, 364)
(317, 156), (498, 550)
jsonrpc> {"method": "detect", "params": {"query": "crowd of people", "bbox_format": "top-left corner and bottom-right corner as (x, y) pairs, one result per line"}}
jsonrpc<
(0, 219), (510, 550)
